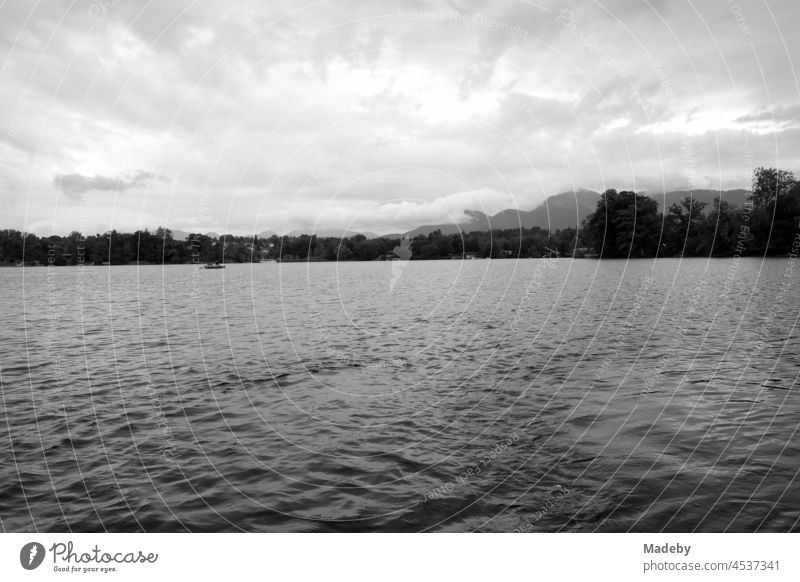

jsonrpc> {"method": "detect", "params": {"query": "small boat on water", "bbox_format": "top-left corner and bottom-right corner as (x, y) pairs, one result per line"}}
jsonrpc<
(204, 262), (225, 269)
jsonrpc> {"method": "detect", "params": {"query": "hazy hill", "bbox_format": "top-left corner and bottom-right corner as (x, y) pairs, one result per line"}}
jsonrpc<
(405, 189), (600, 237)
(403, 188), (749, 237)
(489, 189), (601, 231)
(167, 189), (750, 241)
(170, 229), (190, 241)
(404, 209), (492, 238)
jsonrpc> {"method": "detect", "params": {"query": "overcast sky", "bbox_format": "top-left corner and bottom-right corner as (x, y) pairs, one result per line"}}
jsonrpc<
(1, 0), (798, 236)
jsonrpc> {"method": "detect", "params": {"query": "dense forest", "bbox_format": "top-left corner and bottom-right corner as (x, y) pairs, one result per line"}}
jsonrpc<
(582, 167), (800, 258)
(2, 168), (798, 266)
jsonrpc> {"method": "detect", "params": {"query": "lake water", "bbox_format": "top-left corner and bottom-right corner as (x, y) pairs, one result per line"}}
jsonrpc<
(1, 257), (798, 532)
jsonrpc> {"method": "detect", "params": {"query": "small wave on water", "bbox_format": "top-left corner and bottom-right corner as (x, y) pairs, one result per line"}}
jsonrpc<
(1, 259), (799, 532)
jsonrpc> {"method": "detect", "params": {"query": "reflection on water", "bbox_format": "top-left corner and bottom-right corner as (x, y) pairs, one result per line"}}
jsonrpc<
(1, 257), (798, 532)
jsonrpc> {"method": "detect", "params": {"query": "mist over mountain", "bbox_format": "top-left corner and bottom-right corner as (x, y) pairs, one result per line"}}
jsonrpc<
(166, 189), (751, 241)
(488, 189), (602, 231)
(401, 188), (750, 238)
(403, 190), (597, 238)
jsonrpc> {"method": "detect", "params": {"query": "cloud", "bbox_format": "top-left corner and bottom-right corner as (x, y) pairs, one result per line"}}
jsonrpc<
(2, 0), (800, 235)
(53, 170), (168, 198)
(734, 105), (800, 134)
(273, 186), (518, 235)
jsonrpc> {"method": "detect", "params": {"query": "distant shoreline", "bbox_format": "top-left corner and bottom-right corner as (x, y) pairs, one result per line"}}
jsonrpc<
(4, 255), (794, 268)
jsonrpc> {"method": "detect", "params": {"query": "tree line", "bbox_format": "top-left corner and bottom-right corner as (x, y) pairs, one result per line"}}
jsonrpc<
(0, 228), (264, 266)
(0, 226), (578, 265)
(580, 167), (800, 257)
(2, 168), (797, 265)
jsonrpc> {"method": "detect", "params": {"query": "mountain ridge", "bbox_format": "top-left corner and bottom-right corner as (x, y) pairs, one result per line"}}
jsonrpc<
(401, 188), (750, 238)
(166, 188), (751, 240)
